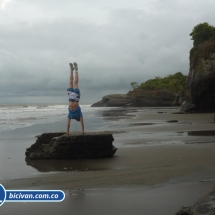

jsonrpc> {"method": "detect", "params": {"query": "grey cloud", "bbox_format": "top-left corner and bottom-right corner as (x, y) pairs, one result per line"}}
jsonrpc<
(0, 0), (215, 104)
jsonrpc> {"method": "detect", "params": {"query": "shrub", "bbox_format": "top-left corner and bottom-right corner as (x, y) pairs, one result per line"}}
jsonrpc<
(137, 72), (186, 94)
(190, 22), (215, 46)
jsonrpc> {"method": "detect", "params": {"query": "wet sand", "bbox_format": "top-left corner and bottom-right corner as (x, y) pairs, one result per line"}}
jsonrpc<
(1, 107), (215, 214)
(1, 180), (215, 215)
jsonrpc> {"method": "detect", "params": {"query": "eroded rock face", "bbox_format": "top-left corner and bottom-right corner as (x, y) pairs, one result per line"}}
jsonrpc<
(126, 89), (176, 107)
(177, 187), (215, 215)
(25, 132), (117, 160)
(91, 94), (132, 107)
(180, 38), (215, 112)
(91, 90), (176, 107)
(191, 188), (215, 215)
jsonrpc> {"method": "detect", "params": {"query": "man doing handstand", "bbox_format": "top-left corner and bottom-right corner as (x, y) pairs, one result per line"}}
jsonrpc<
(66, 62), (85, 135)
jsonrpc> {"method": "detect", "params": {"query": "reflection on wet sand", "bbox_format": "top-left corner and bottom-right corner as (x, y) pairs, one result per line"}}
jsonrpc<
(25, 158), (109, 172)
(179, 130), (215, 136)
(101, 108), (137, 120)
(129, 123), (156, 126)
(187, 130), (215, 136)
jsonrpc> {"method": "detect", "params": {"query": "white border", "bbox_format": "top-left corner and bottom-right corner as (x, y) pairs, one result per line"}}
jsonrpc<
(0, 184), (6, 206)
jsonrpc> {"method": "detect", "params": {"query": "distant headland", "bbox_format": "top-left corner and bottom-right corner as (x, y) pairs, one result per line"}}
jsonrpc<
(92, 22), (215, 113)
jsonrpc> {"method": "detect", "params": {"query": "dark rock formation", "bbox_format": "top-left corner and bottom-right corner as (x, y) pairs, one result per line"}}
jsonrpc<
(176, 187), (215, 215)
(180, 38), (215, 112)
(127, 89), (176, 107)
(190, 187), (215, 215)
(25, 132), (117, 160)
(176, 206), (192, 215)
(91, 94), (132, 107)
(167, 120), (178, 123)
(180, 99), (196, 112)
(91, 89), (176, 107)
(173, 94), (180, 106)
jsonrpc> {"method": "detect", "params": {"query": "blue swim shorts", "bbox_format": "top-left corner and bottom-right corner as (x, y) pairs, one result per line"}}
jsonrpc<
(68, 105), (83, 120)
(67, 88), (80, 102)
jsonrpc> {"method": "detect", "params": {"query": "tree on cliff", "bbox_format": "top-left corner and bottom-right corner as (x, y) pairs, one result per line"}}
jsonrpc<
(130, 82), (139, 89)
(190, 22), (215, 46)
(137, 72), (186, 94)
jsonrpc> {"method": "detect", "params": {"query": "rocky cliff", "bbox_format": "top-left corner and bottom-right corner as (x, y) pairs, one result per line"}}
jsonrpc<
(25, 132), (117, 159)
(177, 186), (215, 215)
(91, 90), (176, 107)
(180, 38), (215, 112)
(126, 89), (176, 107)
(91, 94), (132, 107)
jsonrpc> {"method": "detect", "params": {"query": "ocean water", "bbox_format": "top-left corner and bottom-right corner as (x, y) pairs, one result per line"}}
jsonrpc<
(0, 104), (109, 132)
(0, 104), (128, 180)
(0, 104), (131, 135)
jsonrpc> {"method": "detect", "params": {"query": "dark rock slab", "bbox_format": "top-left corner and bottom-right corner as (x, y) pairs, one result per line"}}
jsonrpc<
(91, 94), (132, 107)
(25, 132), (117, 160)
(176, 187), (215, 215)
(190, 188), (215, 215)
(167, 120), (178, 123)
(176, 206), (192, 215)
(92, 89), (177, 107)
(126, 89), (176, 107)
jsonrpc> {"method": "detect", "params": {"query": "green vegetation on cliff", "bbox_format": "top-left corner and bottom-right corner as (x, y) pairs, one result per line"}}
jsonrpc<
(190, 22), (215, 46)
(190, 23), (215, 67)
(136, 72), (186, 94)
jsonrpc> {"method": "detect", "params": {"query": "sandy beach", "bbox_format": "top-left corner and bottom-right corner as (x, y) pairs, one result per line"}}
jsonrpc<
(1, 107), (215, 215)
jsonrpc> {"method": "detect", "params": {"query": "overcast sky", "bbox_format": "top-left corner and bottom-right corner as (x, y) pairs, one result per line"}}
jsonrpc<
(0, 0), (215, 104)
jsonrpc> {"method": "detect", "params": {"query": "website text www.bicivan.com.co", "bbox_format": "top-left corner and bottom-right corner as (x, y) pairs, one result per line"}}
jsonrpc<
(8, 192), (60, 200)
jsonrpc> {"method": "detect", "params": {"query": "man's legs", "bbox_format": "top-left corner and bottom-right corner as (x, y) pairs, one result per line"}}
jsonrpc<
(74, 62), (79, 89)
(69, 63), (74, 88)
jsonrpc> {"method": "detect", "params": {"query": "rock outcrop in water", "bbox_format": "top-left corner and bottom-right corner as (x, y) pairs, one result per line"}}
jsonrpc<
(91, 90), (176, 107)
(91, 94), (132, 107)
(176, 187), (215, 215)
(179, 38), (215, 112)
(126, 89), (176, 107)
(25, 132), (117, 160)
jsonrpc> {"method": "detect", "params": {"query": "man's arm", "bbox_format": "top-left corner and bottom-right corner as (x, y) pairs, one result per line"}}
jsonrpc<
(80, 117), (85, 134)
(66, 118), (71, 135)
